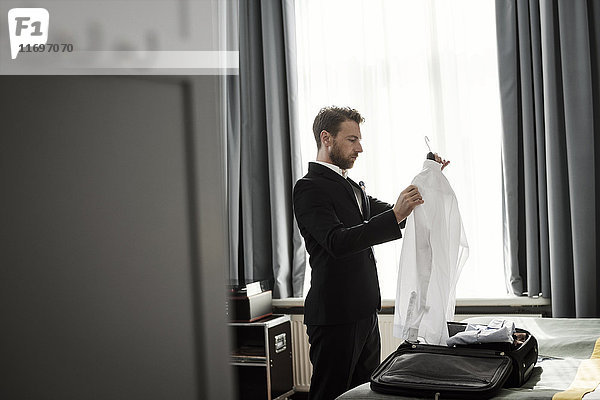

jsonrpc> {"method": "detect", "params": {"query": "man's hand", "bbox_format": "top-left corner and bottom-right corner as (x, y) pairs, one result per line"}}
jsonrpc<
(434, 153), (450, 170)
(393, 185), (424, 223)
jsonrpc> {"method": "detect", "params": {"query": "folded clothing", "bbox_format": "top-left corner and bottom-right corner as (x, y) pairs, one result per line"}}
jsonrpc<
(447, 319), (515, 347)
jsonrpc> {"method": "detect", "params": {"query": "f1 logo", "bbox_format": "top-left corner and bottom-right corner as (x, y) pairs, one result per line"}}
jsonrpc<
(8, 8), (49, 60)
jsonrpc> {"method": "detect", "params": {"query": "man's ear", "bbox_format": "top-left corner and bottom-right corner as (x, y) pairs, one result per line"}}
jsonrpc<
(320, 130), (331, 147)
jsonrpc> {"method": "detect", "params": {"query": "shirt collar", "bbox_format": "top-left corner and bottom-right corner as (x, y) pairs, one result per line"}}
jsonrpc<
(423, 159), (442, 171)
(313, 161), (348, 179)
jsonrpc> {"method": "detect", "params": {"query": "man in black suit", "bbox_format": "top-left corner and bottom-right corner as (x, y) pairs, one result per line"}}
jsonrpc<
(293, 106), (447, 400)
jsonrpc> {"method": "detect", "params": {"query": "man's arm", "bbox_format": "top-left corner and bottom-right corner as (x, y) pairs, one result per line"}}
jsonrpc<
(370, 185), (424, 226)
(368, 196), (407, 229)
(293, 180), (402, 259)
(368, 196), (393, 216)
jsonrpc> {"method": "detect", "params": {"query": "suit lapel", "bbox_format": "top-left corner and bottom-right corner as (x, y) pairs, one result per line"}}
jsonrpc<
(362, 188), (370, 220)
(348, 178), (370, 220)
(308, 163), (363, 218)
(360, 183), (370, 220)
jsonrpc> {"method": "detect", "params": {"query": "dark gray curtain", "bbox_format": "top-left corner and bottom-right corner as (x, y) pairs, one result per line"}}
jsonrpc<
(496, 0), (600, 317)
(226, 0), (305, 298)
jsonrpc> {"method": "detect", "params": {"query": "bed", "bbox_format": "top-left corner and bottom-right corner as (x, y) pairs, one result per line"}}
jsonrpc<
(338, 317), (600, 399)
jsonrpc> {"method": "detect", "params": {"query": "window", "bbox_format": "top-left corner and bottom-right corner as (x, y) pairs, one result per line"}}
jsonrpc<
(295, 0), (505, 298)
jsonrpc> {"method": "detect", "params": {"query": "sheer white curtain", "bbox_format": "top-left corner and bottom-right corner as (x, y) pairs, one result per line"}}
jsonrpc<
(295, 0), (505, 298)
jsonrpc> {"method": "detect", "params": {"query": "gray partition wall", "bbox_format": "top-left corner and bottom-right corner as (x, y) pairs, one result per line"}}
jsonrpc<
(0, 76), (233, 400)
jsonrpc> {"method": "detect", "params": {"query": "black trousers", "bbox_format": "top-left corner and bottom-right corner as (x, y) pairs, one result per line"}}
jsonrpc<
(306, 313), (381, 400)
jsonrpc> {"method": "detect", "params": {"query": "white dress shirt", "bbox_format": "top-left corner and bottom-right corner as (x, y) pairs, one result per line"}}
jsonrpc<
(393, 160), (469, 345)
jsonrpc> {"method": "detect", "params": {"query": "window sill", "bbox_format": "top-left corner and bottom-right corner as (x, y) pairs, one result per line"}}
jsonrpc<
(272, 296), (552, 317)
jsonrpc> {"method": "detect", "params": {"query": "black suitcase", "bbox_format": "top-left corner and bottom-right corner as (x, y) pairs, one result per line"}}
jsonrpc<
(447, 322), (538, 388)
(370, 322), (538, 399)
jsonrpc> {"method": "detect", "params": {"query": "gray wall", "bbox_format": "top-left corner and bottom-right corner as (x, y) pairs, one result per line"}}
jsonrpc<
(0, 76), (232, 400)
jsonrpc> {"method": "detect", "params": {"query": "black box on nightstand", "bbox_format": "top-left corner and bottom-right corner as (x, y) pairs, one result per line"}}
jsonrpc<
(228, 290), (273, 322)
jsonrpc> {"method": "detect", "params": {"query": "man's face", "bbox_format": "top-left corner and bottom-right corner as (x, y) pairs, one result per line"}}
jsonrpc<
(329, 120), (363, 170)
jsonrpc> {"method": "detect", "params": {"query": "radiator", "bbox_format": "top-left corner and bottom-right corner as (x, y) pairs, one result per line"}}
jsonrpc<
(290, 315), (312, 392)
(289, 314), (402, 392)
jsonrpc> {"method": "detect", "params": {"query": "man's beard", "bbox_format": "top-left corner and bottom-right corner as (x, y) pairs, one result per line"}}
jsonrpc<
(330, 142), (356, 170)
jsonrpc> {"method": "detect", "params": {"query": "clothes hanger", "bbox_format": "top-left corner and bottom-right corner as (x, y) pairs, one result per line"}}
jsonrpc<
(425, 136), (436, 160)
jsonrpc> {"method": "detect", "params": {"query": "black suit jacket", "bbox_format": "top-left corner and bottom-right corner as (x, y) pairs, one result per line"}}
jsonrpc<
(293, 162), (405, 325)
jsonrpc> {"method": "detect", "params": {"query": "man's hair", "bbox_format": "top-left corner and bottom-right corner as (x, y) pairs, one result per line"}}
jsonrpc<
(312, 106), (364, 149)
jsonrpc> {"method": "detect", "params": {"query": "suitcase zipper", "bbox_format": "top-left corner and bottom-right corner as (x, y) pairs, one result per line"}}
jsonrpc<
(382, 370), (493, 384)
(373, 343), (513, 397)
